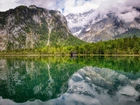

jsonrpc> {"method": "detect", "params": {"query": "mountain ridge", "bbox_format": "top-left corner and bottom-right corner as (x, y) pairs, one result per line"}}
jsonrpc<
(0, 5), (84, 51)
(66, 8), (140, 42)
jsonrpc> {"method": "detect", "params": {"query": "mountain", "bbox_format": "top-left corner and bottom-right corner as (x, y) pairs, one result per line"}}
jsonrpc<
(0, 5), (84, 51)
(66, 7), (140, 42)
(66, 9), (94, 37)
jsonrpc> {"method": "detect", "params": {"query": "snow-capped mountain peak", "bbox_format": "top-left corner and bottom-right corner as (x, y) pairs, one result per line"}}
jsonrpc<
(66, 9), (95, 36)
(66, 8), (140, 42)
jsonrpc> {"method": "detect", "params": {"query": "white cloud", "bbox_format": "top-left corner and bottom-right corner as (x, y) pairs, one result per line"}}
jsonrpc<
(96, 0), (140, 22)
(0, 0), (103, 13)
(124, 0), (140, 7)
(0, 0), (57, 11)
(63, 0), (105, 15)
(64, 1), (98, 15)
(18, 0), (56, 9)
(0, 0), (19, 11)
(118, 10), (140, 22)
(78, 0), (140, 23)
(0, 0), (140, 23)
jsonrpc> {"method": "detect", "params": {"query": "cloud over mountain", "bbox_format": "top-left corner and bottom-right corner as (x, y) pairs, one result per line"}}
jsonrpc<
(95, 0), (140, 22)
(0, 0), (140, 22)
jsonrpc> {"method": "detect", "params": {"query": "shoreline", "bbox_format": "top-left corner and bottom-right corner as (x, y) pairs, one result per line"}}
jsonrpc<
(0, 54), (140, 57)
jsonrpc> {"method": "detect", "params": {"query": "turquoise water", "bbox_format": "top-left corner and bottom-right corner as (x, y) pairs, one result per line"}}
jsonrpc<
(0, 56), (140, 105)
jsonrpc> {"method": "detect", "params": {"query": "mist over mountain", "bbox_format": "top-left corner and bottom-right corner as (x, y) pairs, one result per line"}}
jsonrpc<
(66, 0), (140, 42)
(66, 9), (94, 36)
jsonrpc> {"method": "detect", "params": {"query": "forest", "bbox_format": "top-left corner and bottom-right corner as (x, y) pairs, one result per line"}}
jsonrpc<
(0, 36), (140, 56)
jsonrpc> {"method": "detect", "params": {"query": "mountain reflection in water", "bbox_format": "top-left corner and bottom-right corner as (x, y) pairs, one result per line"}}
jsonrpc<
(0, 57), (140, 105)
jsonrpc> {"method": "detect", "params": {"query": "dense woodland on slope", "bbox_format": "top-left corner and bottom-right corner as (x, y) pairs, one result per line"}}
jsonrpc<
(1, 36), (140, 55)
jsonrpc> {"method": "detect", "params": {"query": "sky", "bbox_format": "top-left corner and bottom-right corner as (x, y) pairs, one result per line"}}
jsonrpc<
(0, 0), (140, 22)
(0, 0), (120, 14)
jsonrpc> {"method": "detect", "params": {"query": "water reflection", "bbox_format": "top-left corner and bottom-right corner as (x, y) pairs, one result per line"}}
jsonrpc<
(65, 66), (140, 105)
(0, 57), (140, 105)
(0, 57), (84, 103)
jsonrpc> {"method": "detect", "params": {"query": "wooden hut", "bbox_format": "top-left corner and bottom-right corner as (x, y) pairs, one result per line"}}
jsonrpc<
(70, 51), (78, 57)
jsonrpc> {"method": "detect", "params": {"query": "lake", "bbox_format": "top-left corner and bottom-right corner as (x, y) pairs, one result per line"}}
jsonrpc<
(0, 56), (140, 105)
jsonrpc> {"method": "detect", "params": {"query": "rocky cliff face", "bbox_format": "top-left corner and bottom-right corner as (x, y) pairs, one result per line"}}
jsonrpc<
(66, 8), (140, 42)
(66, 9), (94, 37)
(0, 5), (83, 51)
